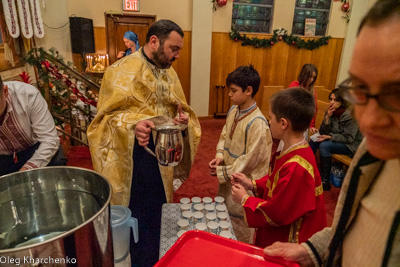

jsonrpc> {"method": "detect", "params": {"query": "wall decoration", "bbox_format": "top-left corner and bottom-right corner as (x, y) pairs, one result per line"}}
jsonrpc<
(341, 0), (350, 23)
(212, 0), (228, 11)
(229, 28), (331, 51)
(2, 0), (20, 38)
(30, 0), (44, 38)
(2, 0), (45, 38)
(16, 0), (33, 38)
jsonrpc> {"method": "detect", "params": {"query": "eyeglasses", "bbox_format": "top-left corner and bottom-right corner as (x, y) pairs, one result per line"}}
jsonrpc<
(338, 78), (400, 113)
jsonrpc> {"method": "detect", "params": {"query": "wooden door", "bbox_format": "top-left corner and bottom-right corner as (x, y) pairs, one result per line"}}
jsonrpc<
(104, 13), (156, 64)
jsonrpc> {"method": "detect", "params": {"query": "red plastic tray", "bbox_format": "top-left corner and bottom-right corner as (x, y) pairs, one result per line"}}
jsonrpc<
(155, 230), (300, 267)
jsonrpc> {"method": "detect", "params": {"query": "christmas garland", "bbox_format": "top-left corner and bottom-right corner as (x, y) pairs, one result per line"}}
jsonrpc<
(25, 47), (98, 107)
(42, 61), (97, 107)
(229, 28), (331, 51)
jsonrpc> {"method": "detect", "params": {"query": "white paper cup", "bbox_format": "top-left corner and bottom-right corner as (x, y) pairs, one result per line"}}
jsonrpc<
(193, 211), (204, 223)
(193, 203), (205, 213)
(177, 230), (187, 238)
(214, 196), (225, 204)
(217, 212), (229, 221)
(216, 204), (226, 213)
(191, 196), (202, 204)
(180, 197), (191, 204)
(195, 222), (207, 231)
(202, 197), (213, 204)
(220, 230), (233, 239)
(206, 212), (217, 222)
(207, 221), (219, 234)
(219, 221), (231, 231)
(182, 211), (193, 222)
(180, 203), (191, 212)
(204, 204), (215, 214)
(177, 219), (189, 230)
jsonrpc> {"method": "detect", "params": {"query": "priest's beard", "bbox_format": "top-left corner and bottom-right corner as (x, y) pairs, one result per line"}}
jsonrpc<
(152, 43), (175, 69)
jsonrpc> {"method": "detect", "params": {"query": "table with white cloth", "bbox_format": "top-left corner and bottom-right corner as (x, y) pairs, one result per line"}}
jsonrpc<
(159, 203), (237, 259)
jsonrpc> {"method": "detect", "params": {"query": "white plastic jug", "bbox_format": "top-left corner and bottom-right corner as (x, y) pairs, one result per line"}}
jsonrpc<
(110, 205), (139, 263)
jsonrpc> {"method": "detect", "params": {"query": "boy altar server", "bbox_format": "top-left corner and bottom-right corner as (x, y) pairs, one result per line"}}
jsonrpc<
(231, 87), (327, 247)
(209, 65), (273, 243)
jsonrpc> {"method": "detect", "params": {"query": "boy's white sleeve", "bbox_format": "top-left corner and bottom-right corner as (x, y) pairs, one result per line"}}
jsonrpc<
(216, 119), (272, 183)
(215, 124), (227, 160)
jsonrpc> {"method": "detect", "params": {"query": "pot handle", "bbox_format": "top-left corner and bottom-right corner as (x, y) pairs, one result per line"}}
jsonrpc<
(144, 145), (156, 157)
(128, 217), (139, 243)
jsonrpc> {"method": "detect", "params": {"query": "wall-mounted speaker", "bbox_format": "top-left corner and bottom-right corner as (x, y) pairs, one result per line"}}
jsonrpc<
(69, 17), (95, 54)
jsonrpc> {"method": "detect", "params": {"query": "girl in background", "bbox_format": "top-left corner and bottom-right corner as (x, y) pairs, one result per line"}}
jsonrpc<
(289, 63), (319, 135)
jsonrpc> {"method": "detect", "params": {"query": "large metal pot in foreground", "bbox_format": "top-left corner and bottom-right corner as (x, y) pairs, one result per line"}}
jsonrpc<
(0, 167), (114, 266)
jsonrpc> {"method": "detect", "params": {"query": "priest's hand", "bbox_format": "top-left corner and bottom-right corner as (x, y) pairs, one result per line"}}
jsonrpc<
(231, 173), (253, 190)
(173, 104), (188, 125)
(135, 120), (154, 146)
(264, 242), (314, 267)
(231, 184), (247, 204)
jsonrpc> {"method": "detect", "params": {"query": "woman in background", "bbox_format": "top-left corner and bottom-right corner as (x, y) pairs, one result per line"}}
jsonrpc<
(117, 31), (140, 59)
(309, 88), (363, 190)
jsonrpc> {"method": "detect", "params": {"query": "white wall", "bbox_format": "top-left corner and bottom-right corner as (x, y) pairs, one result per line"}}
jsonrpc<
(190, 0), (213, 117)
(336, 0), (378, 84)
(35, 0), (72, 62)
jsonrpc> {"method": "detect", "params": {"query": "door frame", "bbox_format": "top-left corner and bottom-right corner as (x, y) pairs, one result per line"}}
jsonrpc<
(104, 13), (156, 63)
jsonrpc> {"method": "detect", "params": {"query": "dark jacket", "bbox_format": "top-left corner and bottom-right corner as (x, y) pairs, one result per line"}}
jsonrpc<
(319, 108), (363, 154)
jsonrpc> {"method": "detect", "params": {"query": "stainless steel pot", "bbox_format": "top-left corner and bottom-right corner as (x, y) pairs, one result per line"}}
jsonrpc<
(0, 167), (114, 266)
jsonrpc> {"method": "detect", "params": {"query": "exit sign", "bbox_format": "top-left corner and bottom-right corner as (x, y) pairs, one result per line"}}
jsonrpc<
(123, 0), (139, 11)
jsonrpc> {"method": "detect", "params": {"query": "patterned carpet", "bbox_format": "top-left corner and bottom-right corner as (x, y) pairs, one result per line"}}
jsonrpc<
(65, 118), (339, 226)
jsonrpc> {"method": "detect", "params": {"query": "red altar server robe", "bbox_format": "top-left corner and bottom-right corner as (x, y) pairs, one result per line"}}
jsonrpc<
(242, 144), (327, 248)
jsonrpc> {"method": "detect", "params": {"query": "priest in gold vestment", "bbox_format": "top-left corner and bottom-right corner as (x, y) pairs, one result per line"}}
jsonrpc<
(87, 20), (201, 266)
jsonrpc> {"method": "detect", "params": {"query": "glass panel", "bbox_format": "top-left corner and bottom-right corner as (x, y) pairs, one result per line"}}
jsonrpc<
(293, 0), (331, 36)
(234, 0), (273, 5)
(232, 0), (274, 33)
(233, 19), (270, 33)
(232, 4), (270, 20)
(296, 0), (331, 9)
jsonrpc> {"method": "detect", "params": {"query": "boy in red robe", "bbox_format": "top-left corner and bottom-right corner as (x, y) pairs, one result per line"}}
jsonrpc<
(231, 87), (327, 248)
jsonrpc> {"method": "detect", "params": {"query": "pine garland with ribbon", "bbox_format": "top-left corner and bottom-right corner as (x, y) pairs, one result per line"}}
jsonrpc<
(24, 47), (98, 127)
(229, 28), (331, 51)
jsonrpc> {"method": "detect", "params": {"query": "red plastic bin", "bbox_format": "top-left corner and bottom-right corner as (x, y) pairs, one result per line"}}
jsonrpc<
(155, 230), (300, 267)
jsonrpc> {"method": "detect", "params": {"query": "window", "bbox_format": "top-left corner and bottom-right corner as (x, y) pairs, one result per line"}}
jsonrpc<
(231, 0), (274, 33)
(292, 0), (332, 36)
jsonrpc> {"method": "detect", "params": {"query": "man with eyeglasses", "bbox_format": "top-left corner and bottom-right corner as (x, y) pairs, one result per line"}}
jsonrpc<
(262, 0), (400, 266)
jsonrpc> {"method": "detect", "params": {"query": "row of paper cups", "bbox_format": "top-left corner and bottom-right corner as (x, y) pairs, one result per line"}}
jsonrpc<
(180, 196), (225, 205)
(181, 210), (229, 223)
(176, 220), (233, 238)
(180, 203), (227, 214)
